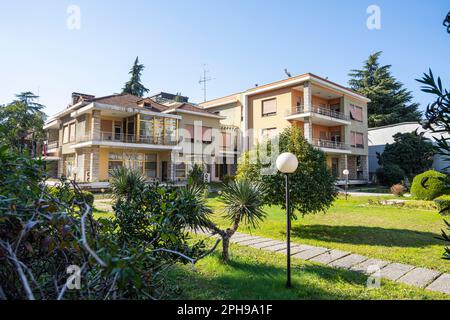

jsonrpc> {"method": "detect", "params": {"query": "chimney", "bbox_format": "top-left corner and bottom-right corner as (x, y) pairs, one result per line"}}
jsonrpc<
(71, 92), (95, 105)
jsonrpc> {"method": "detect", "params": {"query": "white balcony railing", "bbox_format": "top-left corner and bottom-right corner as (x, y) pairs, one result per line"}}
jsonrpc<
(77, 132), (178, 146)
(312, 139), (350, 150)
(289, 105), (350, 121)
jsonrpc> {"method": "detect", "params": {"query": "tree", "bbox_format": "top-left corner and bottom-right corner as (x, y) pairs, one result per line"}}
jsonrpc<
(237, 127), (336, 217)
(416, 69), (450, 260)
(0, 92), (46, 155)
(349, 52), (422, 127)
(206, 180), (266, 263)
(377, 132), (435, 181)
(122, 56), (149, 97)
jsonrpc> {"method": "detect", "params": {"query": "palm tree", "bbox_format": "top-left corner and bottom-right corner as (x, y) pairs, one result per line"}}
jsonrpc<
(208, 180), (266, 263)
(109, 166), (146, 200)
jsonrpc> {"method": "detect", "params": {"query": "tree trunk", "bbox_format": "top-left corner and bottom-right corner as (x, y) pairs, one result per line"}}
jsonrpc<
(222, 235), (230, 263)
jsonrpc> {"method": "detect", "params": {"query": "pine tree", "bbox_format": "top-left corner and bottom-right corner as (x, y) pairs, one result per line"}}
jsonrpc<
(122, 57), (149, 97)
(349, 51), (422, 127)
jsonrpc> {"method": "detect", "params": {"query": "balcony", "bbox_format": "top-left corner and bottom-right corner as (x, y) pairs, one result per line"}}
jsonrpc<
(47, 141), (59, 150)
(73, 131), (179, 150)
(285, 105), (351, 126)
(311, 139), (351, 154)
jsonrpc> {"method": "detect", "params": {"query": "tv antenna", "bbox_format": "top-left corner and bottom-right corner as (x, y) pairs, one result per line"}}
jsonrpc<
(199, 65), (215, 102)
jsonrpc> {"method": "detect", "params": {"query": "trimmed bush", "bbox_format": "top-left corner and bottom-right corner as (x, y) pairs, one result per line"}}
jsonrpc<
(434, 195), (450, 215)
(410, 170), (448, 200)
(390, 184), (406, 197)
(47, 186), (94, 207)
(376, 164), (405, 187)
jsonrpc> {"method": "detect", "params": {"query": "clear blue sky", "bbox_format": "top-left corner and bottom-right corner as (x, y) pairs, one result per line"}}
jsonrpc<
(0, 0), (448, 117)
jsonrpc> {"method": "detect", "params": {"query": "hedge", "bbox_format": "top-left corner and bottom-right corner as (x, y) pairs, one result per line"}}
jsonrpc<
(410, 170), (448, 200)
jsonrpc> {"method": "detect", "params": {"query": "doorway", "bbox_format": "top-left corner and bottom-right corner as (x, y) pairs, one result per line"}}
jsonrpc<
(161, 161), (168, 181)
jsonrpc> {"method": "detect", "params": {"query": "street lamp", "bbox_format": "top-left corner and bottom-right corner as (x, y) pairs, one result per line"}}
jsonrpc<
(343, 169), (349, 200)
(276, 152), (298, 288)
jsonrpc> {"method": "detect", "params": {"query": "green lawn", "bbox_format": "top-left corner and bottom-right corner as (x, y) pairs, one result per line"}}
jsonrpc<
(168, 237), (448, 300)
(206, 195), (450, 273)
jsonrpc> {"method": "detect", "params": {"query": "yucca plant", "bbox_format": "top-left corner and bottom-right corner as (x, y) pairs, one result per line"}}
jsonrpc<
(109, 166), (146, 200)
(208, 180), (266, 263)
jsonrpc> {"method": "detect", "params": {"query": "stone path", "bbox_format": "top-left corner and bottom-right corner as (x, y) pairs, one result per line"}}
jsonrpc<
(193, 230), (450, 296)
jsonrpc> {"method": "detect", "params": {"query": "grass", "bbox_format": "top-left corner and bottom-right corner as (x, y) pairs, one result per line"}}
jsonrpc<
(168, 237), (449, 300)
(206, 194), (450, 273)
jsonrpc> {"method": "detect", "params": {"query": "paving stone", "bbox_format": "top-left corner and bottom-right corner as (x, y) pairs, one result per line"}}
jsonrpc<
(248, 240), (284, 249)
(263, 243), (288, 252)
(426, 273), (450, 295)
(279, 244), (314, 255)
(350, 258), (390, 274)
(236, 237), (274, 246)
(397, 267), (441, 288)
(380, 263), (415, 281)
(292, 247), (329, 260)
(329, 254), (368, 269)
(309, 249), (350, 264)
(231, 235), (259, 243)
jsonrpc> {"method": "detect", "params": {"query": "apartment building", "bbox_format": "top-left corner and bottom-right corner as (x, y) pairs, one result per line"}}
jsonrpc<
(43, 93), (238, 183)
(200, 73), (370, 184)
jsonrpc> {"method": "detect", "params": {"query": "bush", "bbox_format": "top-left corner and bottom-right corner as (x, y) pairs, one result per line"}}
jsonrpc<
(434, 195), (450, 215)
(411, 170), (448, 200)
(390, 184), (406, 197)
(187, 163), (205, 187)
(221, 174), (235, 185)
(47, 186), (94, 207)
(376, 164), (405, 187)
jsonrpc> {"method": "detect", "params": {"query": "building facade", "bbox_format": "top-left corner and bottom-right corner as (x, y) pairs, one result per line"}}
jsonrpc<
(368, 122), (450, 181)
(43, 93), (238, 183)
(200, 73), (370, 184)
(44, 73), (369, 185)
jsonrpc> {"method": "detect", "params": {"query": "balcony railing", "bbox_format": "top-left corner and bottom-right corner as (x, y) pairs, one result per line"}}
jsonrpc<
(312, 139), (349, 150)
(77, 132), (178, 146)
(289, 105), (350, 121)
(47, 141), (59, 149)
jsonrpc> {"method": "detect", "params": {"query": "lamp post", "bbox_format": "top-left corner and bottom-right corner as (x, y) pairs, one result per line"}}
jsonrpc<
(343, 169), (349, 200)
(276, 152), (298, 288)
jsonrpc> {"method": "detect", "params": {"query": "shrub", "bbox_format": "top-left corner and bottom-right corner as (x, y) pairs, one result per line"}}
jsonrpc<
(390, 184), (406, 197)
(187, 163), (205, 187)
(221, 174), (235, 185)
(411, 170), (448, 200)
(434, 195), (450, 215)
(47, 186), (94, 207)
(376, 164), (405, 187)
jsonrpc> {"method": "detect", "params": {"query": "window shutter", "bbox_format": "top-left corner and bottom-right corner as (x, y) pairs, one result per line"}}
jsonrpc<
(262, 99), (277, 115)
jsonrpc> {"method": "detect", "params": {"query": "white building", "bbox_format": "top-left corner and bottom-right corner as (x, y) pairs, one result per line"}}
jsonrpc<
(368, 122), (450, 180)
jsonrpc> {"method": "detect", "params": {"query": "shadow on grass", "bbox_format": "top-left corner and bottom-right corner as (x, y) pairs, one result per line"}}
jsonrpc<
(169, 252), (373, 300)
(291, 224), (441, 248)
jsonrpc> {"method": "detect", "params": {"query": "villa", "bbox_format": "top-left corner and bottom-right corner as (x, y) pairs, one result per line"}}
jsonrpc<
(43, 73), (369, 185)
(200, 73), (370, 184)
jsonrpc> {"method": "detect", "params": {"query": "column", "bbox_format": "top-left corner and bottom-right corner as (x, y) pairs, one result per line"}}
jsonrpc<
(303, 119), (313, 143)
(242, 96), (248, 152)
(90, 147), (100, 182)
(168, 151), (176, 181)
(303, 81), (312, 111)
(91, 110), (101, 141)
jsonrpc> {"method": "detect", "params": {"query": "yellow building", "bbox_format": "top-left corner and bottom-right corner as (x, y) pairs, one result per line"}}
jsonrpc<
(44, 93), (238, 183)
(199, 73), (370, 184)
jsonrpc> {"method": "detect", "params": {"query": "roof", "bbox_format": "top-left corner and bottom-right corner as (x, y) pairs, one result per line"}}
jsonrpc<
(88, 93), (143, 108)
(163, 102), (224, 119)
(200, 72), (369, 107)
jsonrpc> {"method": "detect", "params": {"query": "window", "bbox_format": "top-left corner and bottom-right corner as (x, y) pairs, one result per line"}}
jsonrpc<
(69, 123), (76, 142)
(64, 155), (75, 178)
(350, 131), (364, 148)
(63, 125), (69, 144)
(349, 104), (363, 122)
(144, 154), (157, 178)
(202, 126), (212, 144)
(261, 128), (277, 140)
(184, 124), (194, 142)
(262, 98), (277, 117)
(176, 163), (186, 178)
(220, 132), (232, 149)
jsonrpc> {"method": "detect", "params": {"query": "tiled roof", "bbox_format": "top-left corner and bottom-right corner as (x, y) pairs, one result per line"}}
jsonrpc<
(169, 102), (217, 115)
(88, 93), (142, 108)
